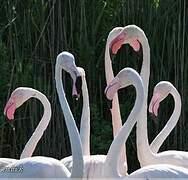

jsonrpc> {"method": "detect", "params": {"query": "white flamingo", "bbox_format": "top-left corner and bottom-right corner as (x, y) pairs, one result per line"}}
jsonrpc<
(79, 68), (90, 156)
(74, 67), (90, 156)
(105, 27), (127, 174)
(59, 53), (108, 178)
(149, 81), (181, 153)
(61, 66), (91, 170)
(1, 53), (84, 178)
(109, 25), (188, 168)
(102, 67), (188, 178)
(0, 85), (55, 168)
(0, 86), (56, 169)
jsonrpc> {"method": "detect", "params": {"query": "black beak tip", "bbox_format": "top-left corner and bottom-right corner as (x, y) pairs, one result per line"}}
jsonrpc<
(72, 94), (79, 101)
(149, 112), (157, 121)
(7, 120), (15, 129)
(75, 76), (82, 95)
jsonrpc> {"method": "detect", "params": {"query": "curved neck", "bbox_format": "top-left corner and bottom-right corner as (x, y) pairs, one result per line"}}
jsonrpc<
(150, 87), (181, 153)
(105, 40), (123, 135)
(80, 75), (90, 155)
(136, 33), (151, 161)
(20, 91), (51, 159)
(55, 64), (83, 178)
(103, 78), (144, 177)
(105, 40), (127, 169)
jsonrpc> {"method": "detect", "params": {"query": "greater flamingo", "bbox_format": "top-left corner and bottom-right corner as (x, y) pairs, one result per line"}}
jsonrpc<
(105, 27), (127, 174)
(0, 86), (57, 168)
(110, 25), (188, 168)
(149, 81), (181, 153)
(74, 67), (90, 156)
(56, 52), (90, 157)
(59, 53), (109, 178)
(102, 67), (188, 178)
(61, 66), (91, 170)
(1, 53), (84, 178)
(4, 88), (51, 159)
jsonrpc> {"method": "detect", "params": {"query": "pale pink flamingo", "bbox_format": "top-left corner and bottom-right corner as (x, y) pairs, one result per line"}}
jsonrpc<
(77, 67), (90, 156)
(102, 67), (188, 178)
(105, 27), (127, 174)
(149, 81), (181, 153)
(59, 52), (109, 178)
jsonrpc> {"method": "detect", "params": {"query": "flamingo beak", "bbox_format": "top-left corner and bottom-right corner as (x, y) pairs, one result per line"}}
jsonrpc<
(72, 76), (82, 100)
(4, 99), (16, 120)
(104, 81), (121, 109)
(109, 32), (126, 63)
(149, 93), (161, 117)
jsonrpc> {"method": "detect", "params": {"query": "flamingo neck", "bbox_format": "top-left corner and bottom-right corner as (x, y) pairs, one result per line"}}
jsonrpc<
(55, 64), (83, 178)
(105, 40), (127, 172)
(103, 76), (144, 178)
(105, 39), (122, 131)
(136, 33), (152, 163)
(20, 91), (51, 159)
(150, 87), (181, 153)
(80, 75), (90, 155)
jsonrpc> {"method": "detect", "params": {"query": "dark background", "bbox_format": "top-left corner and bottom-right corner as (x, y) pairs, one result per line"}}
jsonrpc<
(0, 0), (188, 173)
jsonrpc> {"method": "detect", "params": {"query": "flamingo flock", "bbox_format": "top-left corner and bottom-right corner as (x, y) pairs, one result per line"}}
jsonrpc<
(1, 25), (188, 178)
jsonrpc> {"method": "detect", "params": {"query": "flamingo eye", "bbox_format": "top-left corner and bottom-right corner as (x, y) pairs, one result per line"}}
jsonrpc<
(8, 101), (13, 106)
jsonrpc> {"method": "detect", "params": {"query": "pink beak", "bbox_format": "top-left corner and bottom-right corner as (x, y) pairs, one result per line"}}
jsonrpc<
(110, 32), (125, 54)
(129, 39), (141, 52)
(149, 93), (161, 117)
(105, 82), (121, 100)
(4, 99), (16, 120)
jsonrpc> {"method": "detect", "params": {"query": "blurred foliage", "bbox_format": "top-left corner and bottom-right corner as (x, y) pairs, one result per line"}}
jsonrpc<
(0, 0), (187, 173)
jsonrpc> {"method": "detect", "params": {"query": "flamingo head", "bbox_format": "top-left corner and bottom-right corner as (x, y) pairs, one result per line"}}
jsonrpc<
(4, 87), (36, 120)
(56, 51), (82, 99)
(149, 81), (172, 117)
(109, 25), (142, 56)
(104, 68), (140, 109)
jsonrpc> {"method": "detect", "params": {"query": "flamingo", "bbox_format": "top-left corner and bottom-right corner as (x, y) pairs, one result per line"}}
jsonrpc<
(109, 25), (188, 169)
(1, 53), (84, 178)
(78, 67), (90, 156)
(149, 81), (181, 153)
(102, 67), (188, 178)
(61, 66), (91, 170)
(4, 88), (52, 160)
(105, 27), (127, 174)
(0, 84), (56, 169)
(58, 53), (108, 178)
(74, 67), (90, 156)
(0, 87), (56, 168)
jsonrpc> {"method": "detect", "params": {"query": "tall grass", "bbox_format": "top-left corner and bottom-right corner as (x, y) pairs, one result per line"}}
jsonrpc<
(0, 0), (187, 173)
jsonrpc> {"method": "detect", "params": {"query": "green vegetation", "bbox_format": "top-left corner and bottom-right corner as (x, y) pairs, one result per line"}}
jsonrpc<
(0, 0), (187, 173)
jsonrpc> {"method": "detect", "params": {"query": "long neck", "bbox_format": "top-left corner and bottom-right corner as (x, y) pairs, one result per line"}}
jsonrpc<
(20, 92), (51, 159)
(103, 78), (144, 177)
(80, 75), (90, 155)
(136, 33), (152, 163)
(55, 64), (83, 178)
(105, 40), (127, 171)
(150, 87), (181, 153)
